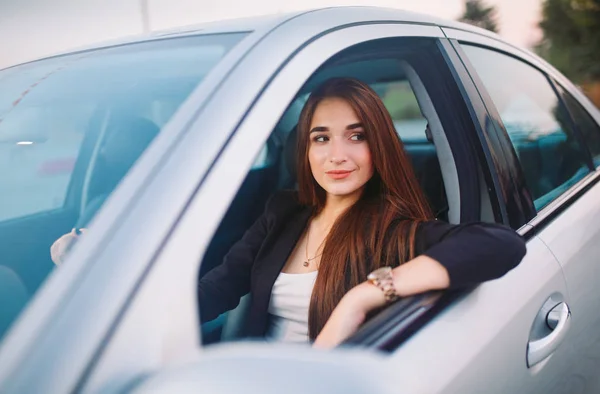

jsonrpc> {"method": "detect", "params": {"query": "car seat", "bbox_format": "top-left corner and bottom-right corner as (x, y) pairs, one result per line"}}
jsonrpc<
(79, 115), (160, 227)
(0, 265), (29, 340)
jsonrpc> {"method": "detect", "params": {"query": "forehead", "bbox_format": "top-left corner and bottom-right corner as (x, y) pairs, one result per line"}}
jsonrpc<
(311, 97), (360, 126)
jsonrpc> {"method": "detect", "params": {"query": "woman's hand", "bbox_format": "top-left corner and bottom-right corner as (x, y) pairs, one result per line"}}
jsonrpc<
(50, 228), (86, 266)
(313, 255), (450, 348)
(313, 282), (386, 348)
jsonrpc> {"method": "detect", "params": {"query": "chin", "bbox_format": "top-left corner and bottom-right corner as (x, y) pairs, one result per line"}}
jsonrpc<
(322, 183), (363, 198)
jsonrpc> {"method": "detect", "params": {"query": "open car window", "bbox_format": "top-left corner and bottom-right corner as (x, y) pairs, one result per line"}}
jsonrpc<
(199, 37), (481, 347)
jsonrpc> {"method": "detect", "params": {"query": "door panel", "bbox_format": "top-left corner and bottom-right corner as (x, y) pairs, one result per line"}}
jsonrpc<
(386, 234), (571, 394)
(450, 32), (600, 392)
(536, 176), (600, 393)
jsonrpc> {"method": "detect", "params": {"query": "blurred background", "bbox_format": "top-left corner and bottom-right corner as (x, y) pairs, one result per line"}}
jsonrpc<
(1, 0), (598, 106)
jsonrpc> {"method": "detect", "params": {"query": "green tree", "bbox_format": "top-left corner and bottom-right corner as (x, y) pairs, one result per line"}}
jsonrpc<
(459, 0), (500, 33)
(537, 0), (600, 82)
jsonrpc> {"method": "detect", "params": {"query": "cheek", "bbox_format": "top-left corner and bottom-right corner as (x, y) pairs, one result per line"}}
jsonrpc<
(308, 145), (325, 171)
(356, 145), (373, 174)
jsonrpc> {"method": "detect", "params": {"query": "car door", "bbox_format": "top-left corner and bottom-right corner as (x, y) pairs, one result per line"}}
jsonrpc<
(447, 28), (600, 393)
(349, 36), (572, 394)
(537, 82), (600, 393)
(340, 32), (574, 394)
(75, 20), (463, 393)
(336, 30), (580, 394)
(0, 11), (573, 394)
(81, 15), (571, 394)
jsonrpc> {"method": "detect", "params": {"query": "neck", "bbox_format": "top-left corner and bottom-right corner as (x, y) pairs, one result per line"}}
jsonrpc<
(316, 189), (362, 226)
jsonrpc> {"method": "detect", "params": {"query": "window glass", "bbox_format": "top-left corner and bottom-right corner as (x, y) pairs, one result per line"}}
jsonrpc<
(555, 83), (600, 168)
(0, 33), (246, 342)
(0, 104), (91, 220)
(372, 80), (428, 141)
(462, 45), (590, 210)
(0, 34), (243, 221)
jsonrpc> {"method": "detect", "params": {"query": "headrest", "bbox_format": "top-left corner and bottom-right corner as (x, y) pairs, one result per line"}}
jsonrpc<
(100, 116), (160, 163)
(93, 115), (160, 192)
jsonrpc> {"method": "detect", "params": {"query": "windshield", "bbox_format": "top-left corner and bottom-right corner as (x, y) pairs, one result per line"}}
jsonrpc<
(0, 32), (246, 342)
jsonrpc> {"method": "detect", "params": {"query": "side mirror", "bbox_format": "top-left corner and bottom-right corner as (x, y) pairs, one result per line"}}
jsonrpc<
(130, 343), (395, 394)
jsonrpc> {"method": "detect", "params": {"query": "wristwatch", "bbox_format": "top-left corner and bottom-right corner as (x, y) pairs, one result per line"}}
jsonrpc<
(367, 267), (399, 302)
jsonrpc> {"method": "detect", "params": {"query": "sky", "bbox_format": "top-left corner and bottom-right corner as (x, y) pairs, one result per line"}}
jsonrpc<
(0, 0), (543, 70)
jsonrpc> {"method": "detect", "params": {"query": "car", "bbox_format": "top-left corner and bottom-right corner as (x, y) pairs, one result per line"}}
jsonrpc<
(1, 6), (600, 394)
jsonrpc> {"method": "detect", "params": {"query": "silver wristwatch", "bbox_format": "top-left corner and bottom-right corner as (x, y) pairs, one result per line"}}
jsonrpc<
(367, 267), (399, 302)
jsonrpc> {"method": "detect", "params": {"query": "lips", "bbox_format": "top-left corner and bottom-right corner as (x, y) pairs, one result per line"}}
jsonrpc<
(325, 169), (354, 180)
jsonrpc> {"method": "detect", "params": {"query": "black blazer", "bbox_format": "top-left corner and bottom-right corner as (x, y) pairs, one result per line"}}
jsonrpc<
(198, 190), (526, 338)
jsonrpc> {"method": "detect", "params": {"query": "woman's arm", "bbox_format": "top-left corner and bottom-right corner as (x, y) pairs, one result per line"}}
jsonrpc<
(416, 221), (527, 288)
(198, 210), (270, 323)
(313, 255), (449, 348)
(314, 221), (526, 348)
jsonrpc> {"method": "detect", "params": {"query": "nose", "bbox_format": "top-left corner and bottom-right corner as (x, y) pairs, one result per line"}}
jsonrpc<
(328, 138), (347, 164)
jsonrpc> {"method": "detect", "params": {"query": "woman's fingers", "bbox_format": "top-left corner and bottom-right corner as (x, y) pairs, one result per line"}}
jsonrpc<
(50, 232), (77, 266)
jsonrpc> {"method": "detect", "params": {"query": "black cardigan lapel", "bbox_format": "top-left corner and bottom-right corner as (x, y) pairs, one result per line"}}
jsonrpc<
(249, 206), (312, 336)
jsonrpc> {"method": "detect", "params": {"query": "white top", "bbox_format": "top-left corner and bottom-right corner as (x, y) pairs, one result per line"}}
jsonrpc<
(267, 270), (318, 343)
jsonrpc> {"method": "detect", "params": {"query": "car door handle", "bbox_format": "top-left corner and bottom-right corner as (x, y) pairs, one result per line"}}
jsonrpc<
(527, 302), (571, 367)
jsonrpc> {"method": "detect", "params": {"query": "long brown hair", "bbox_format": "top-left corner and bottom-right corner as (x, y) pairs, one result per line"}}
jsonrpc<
(296, 77), (434, 339)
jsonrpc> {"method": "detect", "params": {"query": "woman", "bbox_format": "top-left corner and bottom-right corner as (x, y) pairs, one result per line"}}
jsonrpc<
(198, 77), (526, 348)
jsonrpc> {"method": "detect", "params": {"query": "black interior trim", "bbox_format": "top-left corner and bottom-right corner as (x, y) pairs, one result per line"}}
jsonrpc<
(342, 289), (467, 351)
(443, 39), (524, 226)
(425, 40), (481, 222)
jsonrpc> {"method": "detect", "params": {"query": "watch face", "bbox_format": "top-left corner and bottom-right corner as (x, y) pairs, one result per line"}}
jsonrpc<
(368, 266), (392, 281)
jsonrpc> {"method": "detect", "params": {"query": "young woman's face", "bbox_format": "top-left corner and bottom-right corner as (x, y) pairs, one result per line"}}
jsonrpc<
(308, 97), (374, 200)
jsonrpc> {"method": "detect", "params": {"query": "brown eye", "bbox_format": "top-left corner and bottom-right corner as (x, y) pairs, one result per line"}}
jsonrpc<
(313, 135), (328, 143)
(350, 133), (366, 141)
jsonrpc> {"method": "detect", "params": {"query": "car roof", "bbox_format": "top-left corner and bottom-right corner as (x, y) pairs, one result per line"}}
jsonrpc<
(2, 6), (504, 71)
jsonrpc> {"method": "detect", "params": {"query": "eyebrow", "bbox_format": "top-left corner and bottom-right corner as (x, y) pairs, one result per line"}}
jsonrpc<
(309, 123), (364, 133)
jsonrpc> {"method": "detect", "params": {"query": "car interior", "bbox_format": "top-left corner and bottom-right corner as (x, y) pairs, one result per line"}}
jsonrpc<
(0, 36), (495, 348)
(0, 41), (212, 340)
(0, 106), (165, 339)
(199, 50), (469, 344)
(510, 118), (591, 211)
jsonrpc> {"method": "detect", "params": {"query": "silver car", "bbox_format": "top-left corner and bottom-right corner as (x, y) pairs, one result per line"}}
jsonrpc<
(1, 6), (600, 394)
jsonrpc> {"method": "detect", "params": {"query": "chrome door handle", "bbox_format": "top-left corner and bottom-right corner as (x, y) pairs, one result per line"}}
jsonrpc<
(527, 302), (571, 367)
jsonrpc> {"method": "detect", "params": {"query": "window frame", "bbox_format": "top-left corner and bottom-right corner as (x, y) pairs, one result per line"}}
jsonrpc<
(445, 28), (600, 236)
(213, 34), (505, 353)
(140, 24), (490, 356)
(199, 35), (494, 345)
